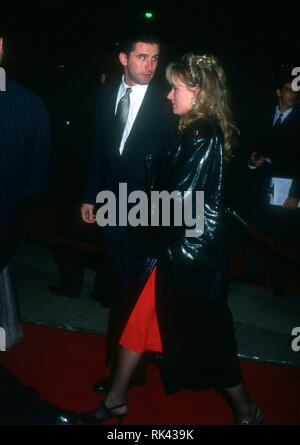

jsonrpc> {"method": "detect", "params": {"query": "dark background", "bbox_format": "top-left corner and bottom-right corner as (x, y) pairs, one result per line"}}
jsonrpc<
(1, 2), (299, 199)
(2, 3), (299, 107)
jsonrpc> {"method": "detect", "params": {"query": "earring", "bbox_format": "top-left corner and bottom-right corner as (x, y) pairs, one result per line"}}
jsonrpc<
(191, 97), (196, 106)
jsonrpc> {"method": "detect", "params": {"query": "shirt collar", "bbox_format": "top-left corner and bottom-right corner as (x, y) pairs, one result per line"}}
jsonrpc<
(121, 75), (148, 95)
(275, 105), (294, 119)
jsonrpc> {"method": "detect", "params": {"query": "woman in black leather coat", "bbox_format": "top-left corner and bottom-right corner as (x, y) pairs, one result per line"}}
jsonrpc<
(80, 53), (264, 425)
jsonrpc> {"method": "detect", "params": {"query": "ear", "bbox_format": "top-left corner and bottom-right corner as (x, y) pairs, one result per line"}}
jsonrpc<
(275, 88), (281, 98)
(119, 52), (128, 67)
(191, 86), (200, 98)
(0, 38), (3, 58)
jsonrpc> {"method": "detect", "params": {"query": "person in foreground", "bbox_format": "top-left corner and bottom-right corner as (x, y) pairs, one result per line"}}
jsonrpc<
(79, 52), (264, 425)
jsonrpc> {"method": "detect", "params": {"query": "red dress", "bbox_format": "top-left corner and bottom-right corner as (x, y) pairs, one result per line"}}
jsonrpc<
(119, 266), (163, 354)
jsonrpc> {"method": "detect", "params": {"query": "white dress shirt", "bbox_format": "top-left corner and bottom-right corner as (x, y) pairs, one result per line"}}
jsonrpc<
(115, 76), (148, 155)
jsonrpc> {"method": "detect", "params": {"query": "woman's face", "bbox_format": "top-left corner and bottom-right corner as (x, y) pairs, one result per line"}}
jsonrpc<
(167, 78), (199, 115)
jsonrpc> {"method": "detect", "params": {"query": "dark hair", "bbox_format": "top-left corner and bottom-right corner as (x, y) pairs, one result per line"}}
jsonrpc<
(275, 73), (295, 90)
(119, 30), (160, 56)
(0, 24), (9, 38)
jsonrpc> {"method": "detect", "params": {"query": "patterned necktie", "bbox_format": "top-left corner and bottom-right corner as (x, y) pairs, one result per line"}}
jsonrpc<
(115, 87), (132, 150)
(273, 112), (283, 130)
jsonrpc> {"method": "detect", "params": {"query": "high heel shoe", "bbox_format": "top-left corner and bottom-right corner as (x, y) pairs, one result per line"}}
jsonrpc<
(79, 400), (128, 425)
(235, 403), (264, 425)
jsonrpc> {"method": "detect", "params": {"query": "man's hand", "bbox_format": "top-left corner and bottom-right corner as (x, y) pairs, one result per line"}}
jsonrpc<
(283, 197), (299, 210)
(81, 203), (96, 223)
(249, 152), (265, 167)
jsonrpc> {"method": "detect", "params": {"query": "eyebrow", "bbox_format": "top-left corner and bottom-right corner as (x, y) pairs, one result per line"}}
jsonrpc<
(137, 53), (159, 58)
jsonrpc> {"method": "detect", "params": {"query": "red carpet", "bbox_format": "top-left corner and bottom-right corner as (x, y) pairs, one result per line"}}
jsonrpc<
(0, 323), (300, 425)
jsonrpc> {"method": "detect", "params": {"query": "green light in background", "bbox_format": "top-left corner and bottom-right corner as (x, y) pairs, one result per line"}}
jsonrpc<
(145, 12), (153, 19)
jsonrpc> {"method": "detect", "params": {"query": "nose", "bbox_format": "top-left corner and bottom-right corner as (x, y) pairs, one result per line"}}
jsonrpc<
(145, 58), (153, 72)
(167, 89), (173, 100)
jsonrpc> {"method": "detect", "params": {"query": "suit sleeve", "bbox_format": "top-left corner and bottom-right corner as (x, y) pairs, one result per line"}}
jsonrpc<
(289, 179), (300, 200)
(23, 96), (51, 213)
(84, 87), (102, 205)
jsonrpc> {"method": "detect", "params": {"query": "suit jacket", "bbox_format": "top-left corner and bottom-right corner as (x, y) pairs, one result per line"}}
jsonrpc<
(248, 107), (300, 199)
(234, 106), (300, 242)
(0, 79), (51, 272)
(85, 78), (175, 205)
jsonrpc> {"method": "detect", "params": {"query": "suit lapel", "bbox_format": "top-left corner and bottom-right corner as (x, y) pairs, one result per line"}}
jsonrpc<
(106, 80), (120, 126)
(270, 109), (276, 130)
(99, 80), (121, 155)
(121, 82), (155, 155)
(279, 108), (296, 131)
(272, 107), (296, 134)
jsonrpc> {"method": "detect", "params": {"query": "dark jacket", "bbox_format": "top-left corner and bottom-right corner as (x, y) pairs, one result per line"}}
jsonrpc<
(85, 78), (175, 205)
(133, 117), (228, 299)
(0, 79), (51, 272)
(109, 119), (232, 393)
(231, 107), (300, 227)
(108, 118), (229, 367)
(245, 107), (300, 199)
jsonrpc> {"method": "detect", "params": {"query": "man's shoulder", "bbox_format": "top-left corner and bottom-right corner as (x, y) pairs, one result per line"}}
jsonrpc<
(289, 107), (300, 123)
(5, 78), (47, 110)
(148, 79), (169, 97)
(96, 78), (120, 98)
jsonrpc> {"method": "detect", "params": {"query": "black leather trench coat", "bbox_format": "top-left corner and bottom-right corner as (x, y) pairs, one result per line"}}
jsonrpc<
(139, 116), (228, 298)
(107, 117), (238, 393)
(107, 119), (241, 394)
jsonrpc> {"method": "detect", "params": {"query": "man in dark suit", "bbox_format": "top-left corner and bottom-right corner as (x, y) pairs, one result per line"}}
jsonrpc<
(81, 32), (175, 393)
(0, 33), (51, 349)
(237, 74), (300, 295)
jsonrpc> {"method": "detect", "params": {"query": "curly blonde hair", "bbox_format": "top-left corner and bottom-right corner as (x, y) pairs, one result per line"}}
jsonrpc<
(166, 52), (239, 160)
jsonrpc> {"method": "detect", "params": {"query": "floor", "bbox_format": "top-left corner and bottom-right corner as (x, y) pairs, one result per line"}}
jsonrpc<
(12, 237), (300, 369)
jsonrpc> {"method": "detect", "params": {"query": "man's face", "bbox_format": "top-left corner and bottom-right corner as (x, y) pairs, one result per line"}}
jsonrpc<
(119, 42), (159, 86)
(276, 82), (297, 109)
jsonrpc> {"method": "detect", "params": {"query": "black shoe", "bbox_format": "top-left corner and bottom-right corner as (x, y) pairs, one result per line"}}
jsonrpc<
(55, 409), (78, 425)
(49, 285), (80, 298)
(79, 400), (127, 425)
(94, 371), (146, 394)
(234, 404), (264, 425)
(39, 400), (78, 424)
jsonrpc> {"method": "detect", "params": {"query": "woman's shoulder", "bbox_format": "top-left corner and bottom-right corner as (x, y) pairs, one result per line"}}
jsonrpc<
(183, 117), (221, 138)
